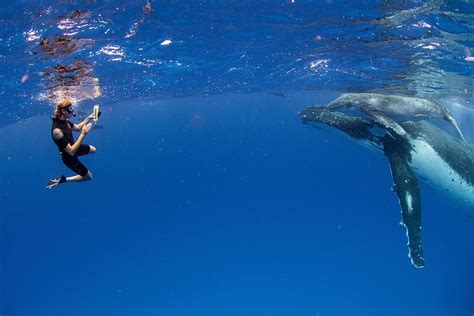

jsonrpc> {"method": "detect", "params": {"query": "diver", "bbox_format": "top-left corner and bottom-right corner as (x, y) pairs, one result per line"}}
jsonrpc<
(46, 100), (96, 189)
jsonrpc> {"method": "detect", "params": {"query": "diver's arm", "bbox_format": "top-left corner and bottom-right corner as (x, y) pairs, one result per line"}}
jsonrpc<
(64, 123), (93, 155)
(73, 114), (94, 131)
(65, 134), (85, 155)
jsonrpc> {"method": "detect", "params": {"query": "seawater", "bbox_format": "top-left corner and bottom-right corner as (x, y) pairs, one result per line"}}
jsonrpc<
(1, 92), (472, 315)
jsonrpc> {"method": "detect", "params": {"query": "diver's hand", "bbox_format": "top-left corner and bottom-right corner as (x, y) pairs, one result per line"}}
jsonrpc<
(81, 123), (93, 135)
(87, 114), (95, 121)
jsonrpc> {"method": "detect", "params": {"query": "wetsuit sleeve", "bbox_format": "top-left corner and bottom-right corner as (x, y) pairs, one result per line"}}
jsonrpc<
(68, 121), (74, 129)
(52, 128), (68, 150)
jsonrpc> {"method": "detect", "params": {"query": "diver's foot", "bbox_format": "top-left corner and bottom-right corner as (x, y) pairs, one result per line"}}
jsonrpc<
(46, 175), (66, 189)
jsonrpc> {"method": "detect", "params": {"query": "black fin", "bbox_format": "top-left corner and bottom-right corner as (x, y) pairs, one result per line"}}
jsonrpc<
(384, 137), (424, 268)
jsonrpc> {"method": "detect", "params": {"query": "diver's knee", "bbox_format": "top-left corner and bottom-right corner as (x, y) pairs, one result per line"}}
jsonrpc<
(89, 145), (96, 154)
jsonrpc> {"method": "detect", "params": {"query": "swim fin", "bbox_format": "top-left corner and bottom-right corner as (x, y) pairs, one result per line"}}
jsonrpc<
(46, 175), (66, 189)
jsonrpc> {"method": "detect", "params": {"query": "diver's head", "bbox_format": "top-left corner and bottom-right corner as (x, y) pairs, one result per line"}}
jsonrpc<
(55, 100), (75, 119)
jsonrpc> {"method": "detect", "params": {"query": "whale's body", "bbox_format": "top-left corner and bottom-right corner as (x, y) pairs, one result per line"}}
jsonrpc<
(402, 122), (474, 207)
(326, 93), (467, 144)
(300, 106), (474, 268)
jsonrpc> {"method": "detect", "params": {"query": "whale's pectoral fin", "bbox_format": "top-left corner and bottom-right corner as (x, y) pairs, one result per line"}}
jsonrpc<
(444, 113), (468, 146)
(384, 138), (424, 269)
(325, 99), (347, 110)
(361, 106), (407, 138)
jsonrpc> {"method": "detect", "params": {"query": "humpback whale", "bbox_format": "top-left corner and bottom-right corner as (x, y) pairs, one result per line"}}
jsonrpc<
(299, 107), (474, 268)
(325, 93), (467, 144)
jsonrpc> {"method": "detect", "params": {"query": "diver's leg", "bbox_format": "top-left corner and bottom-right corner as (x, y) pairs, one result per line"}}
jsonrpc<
(47, 152), (94, 189)
(46, 171), (93, 189)
(62, 156), (93, 182)
(77, 144), (96, 156)
(65, 170), (93, 182)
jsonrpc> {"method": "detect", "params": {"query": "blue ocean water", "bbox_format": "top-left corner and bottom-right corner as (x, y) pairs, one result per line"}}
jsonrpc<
(0, 1), (473, 316)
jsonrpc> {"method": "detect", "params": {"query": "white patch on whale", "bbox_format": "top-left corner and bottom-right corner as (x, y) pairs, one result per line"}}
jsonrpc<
(405, 192), (413, 214)
(409, 138), (474, 211)
(402, 220), (423, 269)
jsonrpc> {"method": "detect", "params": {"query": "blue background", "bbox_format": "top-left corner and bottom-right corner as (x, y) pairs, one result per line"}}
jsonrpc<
(0, 1), (473, 315)
(1, 92), (472, 315)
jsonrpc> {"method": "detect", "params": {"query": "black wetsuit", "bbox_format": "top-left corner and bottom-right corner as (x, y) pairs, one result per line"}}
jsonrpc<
(51, 118), (90, 176)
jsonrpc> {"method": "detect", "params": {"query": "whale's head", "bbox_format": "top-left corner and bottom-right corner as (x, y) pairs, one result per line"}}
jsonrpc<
(300, 107), (381, 143)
